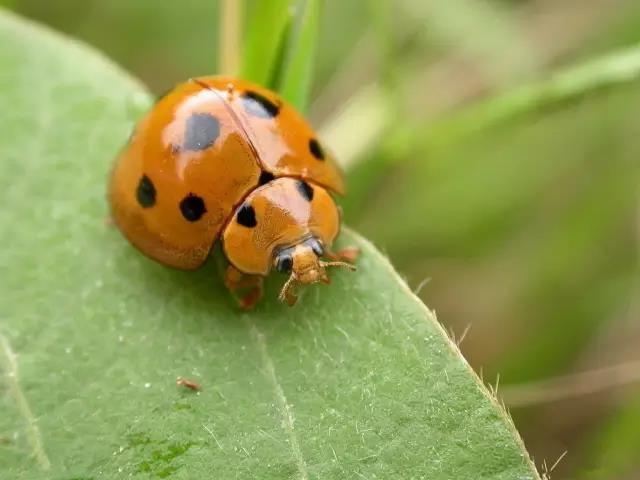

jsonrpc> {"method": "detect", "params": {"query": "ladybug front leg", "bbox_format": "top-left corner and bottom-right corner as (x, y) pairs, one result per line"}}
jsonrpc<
(224, 265), (264, 310)
(325, 246), (360, 264)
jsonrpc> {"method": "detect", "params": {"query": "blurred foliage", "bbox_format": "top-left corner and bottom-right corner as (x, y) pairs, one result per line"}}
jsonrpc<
(583, 389), (640, 479)
(5, 0), (639, 478)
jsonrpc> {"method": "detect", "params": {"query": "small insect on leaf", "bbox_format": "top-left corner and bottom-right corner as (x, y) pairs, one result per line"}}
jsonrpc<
(176, 377), (201, 391)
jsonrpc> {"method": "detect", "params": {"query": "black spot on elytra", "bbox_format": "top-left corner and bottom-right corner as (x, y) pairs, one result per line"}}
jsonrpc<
(179, 194), (206, 222)
(241, 91), (280, 119)
(183, 113), (220, 151)
(236, 203), (257, 228)
(296, 180), (314, 202)
(308, 138), (325, 160)
(258, 171), (275, 186)
(136, 175), (156, 208)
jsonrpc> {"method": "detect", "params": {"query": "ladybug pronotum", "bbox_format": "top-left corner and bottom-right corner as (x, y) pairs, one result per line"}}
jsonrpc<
(109, 77), (357, 308)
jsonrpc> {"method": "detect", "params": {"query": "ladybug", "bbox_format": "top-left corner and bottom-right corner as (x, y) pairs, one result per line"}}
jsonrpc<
(109, 77), (358, 308)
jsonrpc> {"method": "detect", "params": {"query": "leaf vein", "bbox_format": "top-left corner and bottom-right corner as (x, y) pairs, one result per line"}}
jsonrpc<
(248, 321), (309, 480)
(0, 334), (51, 471)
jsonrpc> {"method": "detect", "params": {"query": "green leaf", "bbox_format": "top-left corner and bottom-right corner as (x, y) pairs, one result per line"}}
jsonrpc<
(240, 0), (293, 88)
(277, 0), (321, 111)
(0, 10), (540, 479)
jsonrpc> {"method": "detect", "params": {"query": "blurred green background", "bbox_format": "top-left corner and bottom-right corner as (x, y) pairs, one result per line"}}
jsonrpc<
(4, 0), (639, 478)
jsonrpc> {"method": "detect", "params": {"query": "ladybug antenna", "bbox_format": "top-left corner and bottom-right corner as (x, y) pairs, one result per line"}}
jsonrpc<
(320, 260), (357, 272)
(278, 273), (299, 306)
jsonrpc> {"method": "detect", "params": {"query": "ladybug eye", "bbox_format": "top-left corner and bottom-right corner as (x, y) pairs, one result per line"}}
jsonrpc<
(276, 255), (293, 273)
(309, 239), (324, 257)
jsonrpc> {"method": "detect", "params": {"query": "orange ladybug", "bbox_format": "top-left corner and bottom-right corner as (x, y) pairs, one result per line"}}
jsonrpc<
(109, 77), (357, 308)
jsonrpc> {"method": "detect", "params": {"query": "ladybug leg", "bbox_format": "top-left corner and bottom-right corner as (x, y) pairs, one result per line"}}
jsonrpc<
(325, 246), (360, 263)
(238, 280), (263, 310)
(224, 265), (264, 310)
(224, 265), (255, 289)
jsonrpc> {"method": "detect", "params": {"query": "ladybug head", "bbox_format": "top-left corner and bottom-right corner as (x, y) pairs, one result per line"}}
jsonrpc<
(274, 237), (355, 306)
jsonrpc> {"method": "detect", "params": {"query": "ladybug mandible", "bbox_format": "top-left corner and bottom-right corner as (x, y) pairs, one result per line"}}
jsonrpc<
(109, 77), (357, 308)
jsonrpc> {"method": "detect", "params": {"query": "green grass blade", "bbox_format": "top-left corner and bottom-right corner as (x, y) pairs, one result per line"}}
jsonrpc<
(239, 0), (293, 87)
(0, 10), (541, 479)
(321, 36), (640, 185)
(399, 43), (640, 155)
(277, 0), (321, 111)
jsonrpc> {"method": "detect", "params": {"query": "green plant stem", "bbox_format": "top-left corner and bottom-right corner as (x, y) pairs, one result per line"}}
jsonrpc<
(218, 0), (243, 75)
